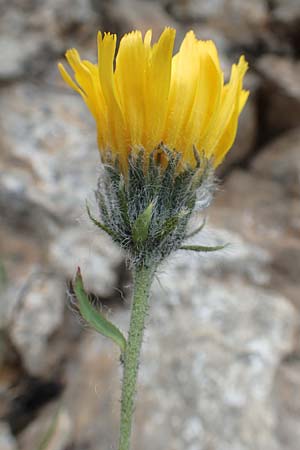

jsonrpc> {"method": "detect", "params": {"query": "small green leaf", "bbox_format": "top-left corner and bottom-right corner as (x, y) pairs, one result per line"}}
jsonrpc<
(132, 202), (154, 244)
(180, 243), (229, 252)
(74, 268), (126, 354)
(86, 201), (116, 239)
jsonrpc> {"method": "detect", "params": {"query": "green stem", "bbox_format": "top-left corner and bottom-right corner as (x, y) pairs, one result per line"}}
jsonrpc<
(118, 264), (154, 450)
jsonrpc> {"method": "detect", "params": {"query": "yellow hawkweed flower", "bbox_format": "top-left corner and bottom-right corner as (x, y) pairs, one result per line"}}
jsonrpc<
(61, 31), (250, 450)
(58, 28), (248, 173)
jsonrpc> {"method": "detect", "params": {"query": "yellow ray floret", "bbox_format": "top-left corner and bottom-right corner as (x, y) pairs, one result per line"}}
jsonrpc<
(58, 28), (249, 173)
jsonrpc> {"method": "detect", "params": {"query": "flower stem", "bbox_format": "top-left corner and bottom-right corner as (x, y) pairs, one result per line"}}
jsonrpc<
(118, 264), (154, 450)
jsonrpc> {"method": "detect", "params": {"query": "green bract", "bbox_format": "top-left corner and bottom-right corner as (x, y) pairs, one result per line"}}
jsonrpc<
(90, 145), (216, 267)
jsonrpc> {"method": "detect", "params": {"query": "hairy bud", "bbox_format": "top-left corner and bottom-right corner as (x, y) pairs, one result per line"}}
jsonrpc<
(92, 145), (216, 268)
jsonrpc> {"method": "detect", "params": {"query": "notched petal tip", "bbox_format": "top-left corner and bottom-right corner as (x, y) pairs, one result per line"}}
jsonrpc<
(65, 47), (80, 62)
(57, 62), (84, 94)
(239, 89), (250, 113)
(159, 26), (176, 43)
(103, 31), (117, 42)
(237, 55), (249, 79)
(144, 29), (152, 46)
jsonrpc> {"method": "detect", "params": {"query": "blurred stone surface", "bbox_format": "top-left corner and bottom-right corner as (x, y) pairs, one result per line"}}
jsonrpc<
(19, 403), (72, 450)
(212, 170), (293, 243)
(0, 36), (41, 81)
(62, 331), (122, 450)
(274, 358), (300, 450)
(58, 252), (297, 450)
(270, 0), (300, 55)
(0, 81), (124, 300)
(218, 92), (258, 173)
(256, 56), (300, 137)
(0, 422), (18, 450)
(49, 226), (123, 297)
(211, 168), (300, 309)
(251, 127), (300, 197)
(167, 0), (227, 21)
(183, 226), (271, 287)
(0, 82), (99, 233)
(0, 0), (99, 81)
(8, 272), (65, 377)
(133, 264), (297, 450)
(97, 0), (178, 37)
(167, 0), (268, 24)
(167, 0), (269, 49)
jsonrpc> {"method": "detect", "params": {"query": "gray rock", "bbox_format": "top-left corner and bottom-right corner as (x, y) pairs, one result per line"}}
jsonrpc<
(211, 169), (300, 308)
(251, 127), (300, 197)
(0, 0), (99, 81)
(272, 0), (300, 19)
(0, 82), (99, 234)
(133, 260), (297, 450)
(168, 0), (227, 21)
(167, 0), (268, 48)
(62, 331), (122, 449)
(274, 358), (300, 450)
(182, 225), (271, 286)
(271, 0), (300, 53)
(59, 250), (297, 450)
(96, 0), (179, 39)
(0, 36), (41, 81)
(256, 56), (300, 135)
(212, 169), (300, 245)
(168, 0), (268, 24)
(49, 226), (123, 297)
(9, 272), (65, 376)
(0, 422), (18, 450)
(18, 403), (72, 450)
(229, 0), (268, 25)
(0, 224), (45, 329)
(219, 91), (258, 174)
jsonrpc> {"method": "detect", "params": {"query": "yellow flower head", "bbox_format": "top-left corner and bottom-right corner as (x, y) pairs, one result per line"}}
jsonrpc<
(58, 28), (249, 173)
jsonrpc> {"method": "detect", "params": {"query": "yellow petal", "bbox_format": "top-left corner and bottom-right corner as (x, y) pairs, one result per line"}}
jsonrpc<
(115, 31), (146, 147)
(144, 29), (152, 48)
(58, 63), (84, 95)
(97, 32), (127, 167)
(211, 56), (249, 166)
(239, 89), (249, 113)
(59, 30), (249, 175)
(187, 41), (223, 163)
(144, 27), (176, 152)
(80, 60), (108, 148)
(203, 55), (248, 161)
(65, 49), (102, 120)
(163, 31), (200, 151)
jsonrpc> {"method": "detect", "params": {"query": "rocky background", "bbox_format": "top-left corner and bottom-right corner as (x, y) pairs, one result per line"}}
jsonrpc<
(0, 0), (300, 449)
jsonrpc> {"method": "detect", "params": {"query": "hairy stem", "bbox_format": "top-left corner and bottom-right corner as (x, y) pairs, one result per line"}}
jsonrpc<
(118, 264), (154, 450)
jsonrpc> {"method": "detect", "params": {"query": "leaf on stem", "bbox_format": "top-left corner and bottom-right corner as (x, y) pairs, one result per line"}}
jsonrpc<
(180, 243), (229, 252)
(74, 268), (126, 354)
